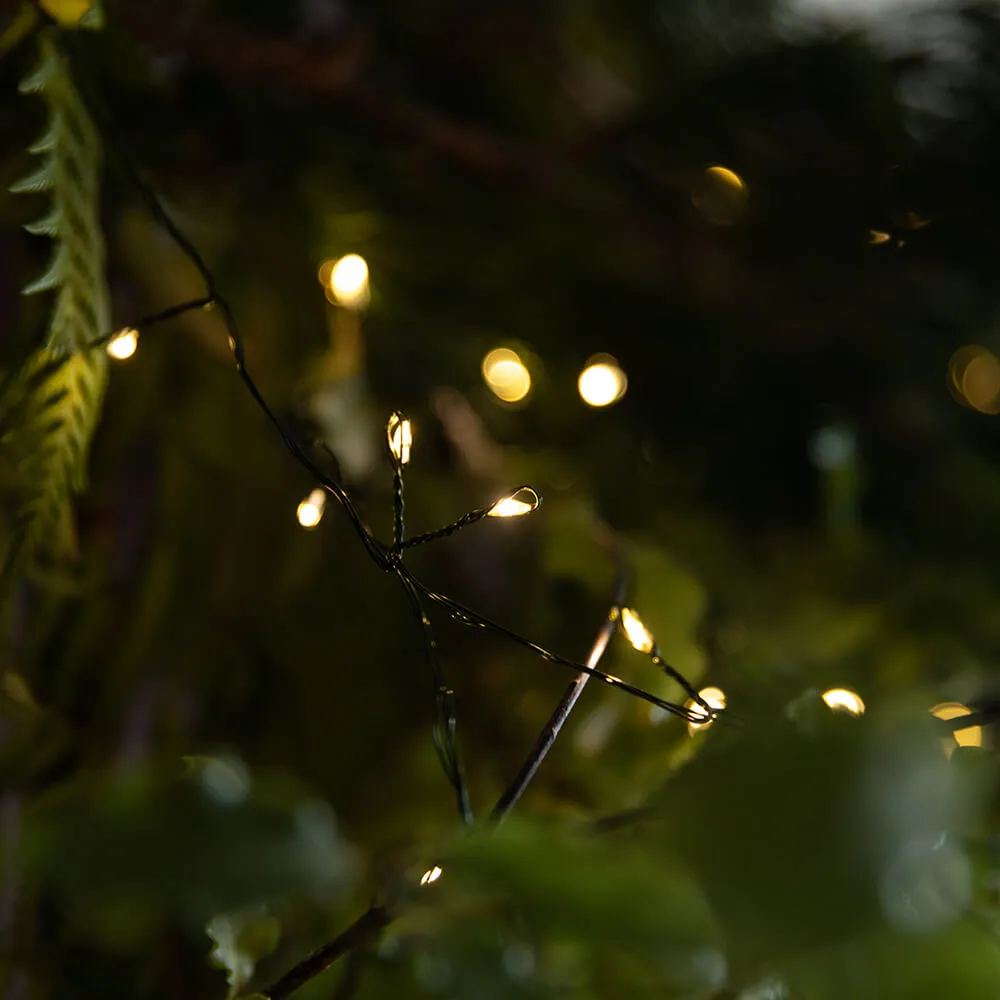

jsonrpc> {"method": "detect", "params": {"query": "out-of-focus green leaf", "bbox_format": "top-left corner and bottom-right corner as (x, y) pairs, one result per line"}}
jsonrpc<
(650, 703), (981, 970)
(18, 760), (356, 940)
(206, 904), (280, 998)
(397, 818), (724, 999)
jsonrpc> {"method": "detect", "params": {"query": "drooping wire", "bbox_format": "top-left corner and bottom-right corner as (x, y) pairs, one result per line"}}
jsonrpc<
(396, 571), (472, 825)
(387, 413), (472, 824)
(63, 31), (389, 570)
(399, 567), (703, 722)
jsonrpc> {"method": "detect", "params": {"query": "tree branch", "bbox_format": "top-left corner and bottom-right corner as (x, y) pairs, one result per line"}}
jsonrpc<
(261, 904), (391, 1000)
(491, 527), (629, 824)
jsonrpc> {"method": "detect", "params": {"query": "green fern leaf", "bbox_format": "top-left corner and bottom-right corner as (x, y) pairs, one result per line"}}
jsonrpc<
(2, 31), (109, 582)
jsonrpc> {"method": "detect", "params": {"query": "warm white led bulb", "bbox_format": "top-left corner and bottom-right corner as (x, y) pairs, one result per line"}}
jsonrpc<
(387, 413), (413, 465)
(329, 254), (370, 309)
(107, 327), (139, 360)
(686, 686), (727, 736)
(822, 688), (865, 717)
(481, 348), (531, 403)
(620, 607), (655, 655)
(578, 361), (626, 407)
(419, 865), (443, 886)
(487, 487), (540, 518)
(931, 702), (983, 758)
(296, 488), (326, 528)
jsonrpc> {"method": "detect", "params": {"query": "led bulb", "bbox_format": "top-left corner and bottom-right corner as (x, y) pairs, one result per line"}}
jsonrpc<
(329, 254), (370, 309)
(296, 488), (326, 528)
(487, 486), (540, 518)
(620, 607), (655, 655)
(419, 865), (443, 886)
(931, 702), (983, 758)
(481, 348), (531, 403)
(686, 686), (727, 736)
(578, 360), (627, 407)
(387, 413), (413, 465)
(107, 327), (139, 360)
(822, 687), (865, 717)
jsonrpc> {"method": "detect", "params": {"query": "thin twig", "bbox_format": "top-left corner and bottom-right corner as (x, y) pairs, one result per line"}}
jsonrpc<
(262, 904), (391, 1000)
(491, 531), (629, 824)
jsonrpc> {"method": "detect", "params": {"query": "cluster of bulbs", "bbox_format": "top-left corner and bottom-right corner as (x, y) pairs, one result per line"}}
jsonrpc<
(109, 252), (988, 762)
(297, 413), (540, 529)
(481, 346), (628, 408)
(316, 254), (630, 409)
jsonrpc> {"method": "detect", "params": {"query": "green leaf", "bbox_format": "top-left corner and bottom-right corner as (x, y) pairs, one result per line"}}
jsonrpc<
(404, 818), (724, 1000)
(3, 32), (110, 580)
(18, 762), (358, 939)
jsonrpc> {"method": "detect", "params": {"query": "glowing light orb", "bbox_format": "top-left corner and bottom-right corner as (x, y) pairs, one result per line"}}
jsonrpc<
(487, 486), (540, 518)
(329, 254), (370, 309)
(620, 607), (655, 655)
(482, 348), (531, 403)
(687, 686), (727, 736)
(822, 687), (865, 716)
(106, 328), (139, 360)
(387, 413), (413, 465)
(420, 865), (443, 886)
(693, 165), (748, 225)
(296, 488), (326, 528)
(949, 345), (1000, 415)
(578, 361), (627, 407)
(931, 702), (983, 758)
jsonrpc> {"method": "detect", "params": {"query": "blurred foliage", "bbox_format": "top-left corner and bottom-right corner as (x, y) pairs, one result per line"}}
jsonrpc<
(3, 0), (1000, 997)
(2, 30), (108, 580)
(206, 904), (280, 997)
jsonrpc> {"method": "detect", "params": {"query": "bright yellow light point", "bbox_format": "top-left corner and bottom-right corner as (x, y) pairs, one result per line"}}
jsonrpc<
(387, 412), (413, 465)
(40, 0), (93, 26)
(296, 488), (326, 529)
(620, 607), (655, 655)
(693, 166), (748, 225)
(329, 254), (370, 309)
(420, 865), (443, 886)
(482, 348), (531, 403)
(822, 688), (865, 717)
(949, 345), (1000, 414)
(705, 165), (744, 191)
(868, 230), (891, 244)
(487, 486), (540, 518)
(931, 702), (983, 758)
(686, 686), (727, 736)
(106, 327), (138, 360)
(578, 361), (627, 407)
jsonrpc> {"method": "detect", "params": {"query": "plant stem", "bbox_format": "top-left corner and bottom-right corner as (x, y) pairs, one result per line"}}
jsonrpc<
(261, 904), (391, 1000)
(491, 532), (628, 824)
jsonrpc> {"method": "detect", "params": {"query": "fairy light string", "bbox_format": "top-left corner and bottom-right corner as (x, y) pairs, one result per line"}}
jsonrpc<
(57, 26), (713, 779)
(36, 0), (999, 790)
(618, 606), (713, 716)
(56, 25), (718, 836)
(19, 23), (994, 1000)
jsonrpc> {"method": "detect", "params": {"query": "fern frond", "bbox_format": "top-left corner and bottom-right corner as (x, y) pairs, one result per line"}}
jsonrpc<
(1, 30), (109, 583)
